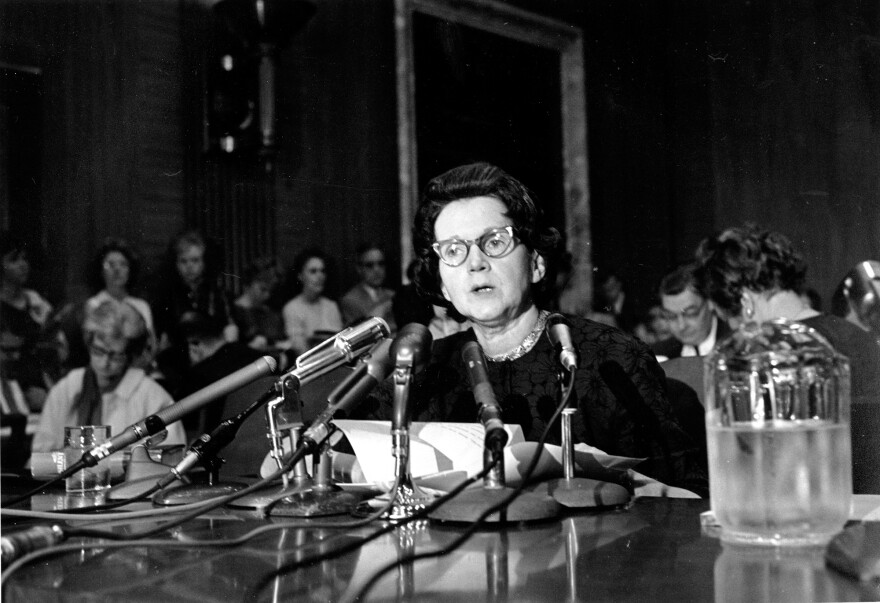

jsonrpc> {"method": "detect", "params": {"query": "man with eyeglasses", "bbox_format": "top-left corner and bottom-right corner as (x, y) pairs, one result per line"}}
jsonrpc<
(340, 242), (397, 332)
(651, 262), (730, 361)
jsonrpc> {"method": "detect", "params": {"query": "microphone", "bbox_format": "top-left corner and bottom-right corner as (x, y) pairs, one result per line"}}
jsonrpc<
(1, 525), (65, 565)
(546, 313), (578, 372)
(301, 338), (394, 450)
(390, 323), (433, 430)
(81, 356), (278, 466)
(461, 338), (508, 454)
(156, 386), (281, 489)
(279, 316), (390, 390)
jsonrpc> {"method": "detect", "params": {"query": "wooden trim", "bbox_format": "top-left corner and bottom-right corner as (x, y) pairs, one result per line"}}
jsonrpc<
(395, 0), (590, 306)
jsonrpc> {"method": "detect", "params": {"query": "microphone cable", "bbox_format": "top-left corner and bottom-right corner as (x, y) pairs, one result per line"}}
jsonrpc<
(1, 470), (408, 592)
(248, 460), (493, 598)
(255, 377), (576, 601)
(344, 375), (577, 603)
(1, 462), (92, 509)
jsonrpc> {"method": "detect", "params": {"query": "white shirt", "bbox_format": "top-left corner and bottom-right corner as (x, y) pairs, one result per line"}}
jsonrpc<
(680, 316), (720, 358)
(32, 367), (186, 452)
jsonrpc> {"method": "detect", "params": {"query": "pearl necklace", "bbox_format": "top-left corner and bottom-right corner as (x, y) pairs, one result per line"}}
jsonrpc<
(485, 310), (551, 362)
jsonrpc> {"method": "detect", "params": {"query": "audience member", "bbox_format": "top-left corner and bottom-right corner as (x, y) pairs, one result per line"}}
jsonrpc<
(282, 248), (343, 358)
(633, 305), (672, 345)
(1, 321), (38, 470)
(233, 257), (286, 356)
(31, 299), (186, 453)
(152, 230), (238, 394)
(1, 235), (59, 389)
(0, 310), (48, 415)
(58, 238), (156, 372)
(694, 224), (880, 493)
(651, 262), (732, 360)
(592, 269), (640, 334)
(177, 310), (265, 439)
(340, 243), (397, 332)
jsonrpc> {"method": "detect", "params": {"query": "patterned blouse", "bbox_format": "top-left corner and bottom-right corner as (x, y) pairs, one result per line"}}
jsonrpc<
(359, 314), (708, 496)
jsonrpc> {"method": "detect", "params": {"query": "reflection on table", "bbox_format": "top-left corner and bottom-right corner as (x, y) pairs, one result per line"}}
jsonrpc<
(3, 496), (876, 602)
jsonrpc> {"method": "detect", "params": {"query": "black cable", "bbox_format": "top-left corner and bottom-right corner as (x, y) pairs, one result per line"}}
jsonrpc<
(1, 462), (87, 509)
(50, 484), (162, 515)
(249, 462), (493, 597)
(347, 378), (575, 602)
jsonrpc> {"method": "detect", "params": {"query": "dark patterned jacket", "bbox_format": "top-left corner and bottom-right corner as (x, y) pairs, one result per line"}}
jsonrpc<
(359, 314), (708, 496)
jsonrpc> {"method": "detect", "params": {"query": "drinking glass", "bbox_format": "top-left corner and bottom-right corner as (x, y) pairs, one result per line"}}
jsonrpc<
(64, 425), (112, 493)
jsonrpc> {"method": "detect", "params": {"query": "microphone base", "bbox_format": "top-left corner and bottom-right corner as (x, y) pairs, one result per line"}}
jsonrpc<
(428, 485), (561, 524)
(530, 477), (631, 509)
(152, 481), (248, 506)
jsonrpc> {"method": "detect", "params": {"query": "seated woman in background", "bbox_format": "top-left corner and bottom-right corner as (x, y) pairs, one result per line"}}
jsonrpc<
(152, 230), (238, 396)
(358, 162), (707, 496)
(1, 235), (59, 390)
(31, 299), (186, 453)
(282, 248), (343, 359)
(694, 224), (880, 493)
(59, 238), (157, 372)
(233, 257), (286, 356)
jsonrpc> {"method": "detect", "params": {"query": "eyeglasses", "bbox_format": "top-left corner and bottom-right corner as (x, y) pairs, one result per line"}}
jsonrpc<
(432, 226), (518, 267)
(89, 343), (128, 364)
(360, 260), (385, 269)
(660, 301), (707, 322)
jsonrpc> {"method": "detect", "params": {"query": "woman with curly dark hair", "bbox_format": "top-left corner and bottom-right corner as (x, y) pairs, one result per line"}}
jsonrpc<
(360, 162), (707, 495)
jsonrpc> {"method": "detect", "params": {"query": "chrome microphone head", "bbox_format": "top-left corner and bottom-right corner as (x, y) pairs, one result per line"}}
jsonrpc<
(283, 317), (391, 388)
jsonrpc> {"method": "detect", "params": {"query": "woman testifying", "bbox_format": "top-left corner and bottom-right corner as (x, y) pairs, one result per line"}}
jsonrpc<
(359, 163), (707, 496)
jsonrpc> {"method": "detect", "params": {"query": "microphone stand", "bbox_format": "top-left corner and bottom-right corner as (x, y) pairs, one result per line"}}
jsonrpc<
(538, 369), (630, 508)
(151, 385), (281, 505)
(228, 378), (357, 515)
(354, 345), (436, 520)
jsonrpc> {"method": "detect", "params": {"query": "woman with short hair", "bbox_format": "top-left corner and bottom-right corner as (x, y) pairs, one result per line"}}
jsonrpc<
(32, 299), (186, 453)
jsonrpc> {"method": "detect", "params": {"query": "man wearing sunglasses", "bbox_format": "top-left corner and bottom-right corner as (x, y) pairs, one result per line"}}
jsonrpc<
(340, 242), (397, 333)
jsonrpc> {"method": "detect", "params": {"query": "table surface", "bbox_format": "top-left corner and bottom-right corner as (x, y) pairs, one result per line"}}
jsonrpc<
(2, 480), (878, 603)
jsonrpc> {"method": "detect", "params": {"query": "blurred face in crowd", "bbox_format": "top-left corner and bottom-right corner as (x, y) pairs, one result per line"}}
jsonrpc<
(600, 274), (623, 304)
(299, 257), (327, 299)
(247, 279), (273, 305)
(88, 334), (130, 391)
(358, 249), (386, 289)
(661, 286), (713, 347)
(2, 251), (30, 287)
(176, 243), (206, 288)
(435, 195), (543, 328)
(102, 251), (131, 292)
(0, 330), (24, 377)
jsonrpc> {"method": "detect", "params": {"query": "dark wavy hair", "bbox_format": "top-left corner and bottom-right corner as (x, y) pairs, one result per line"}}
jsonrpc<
(411, 162), (562, 320)
(88, 237), (142, 293)
(658, 261), (701, 298)
(693, 224), (807, 317)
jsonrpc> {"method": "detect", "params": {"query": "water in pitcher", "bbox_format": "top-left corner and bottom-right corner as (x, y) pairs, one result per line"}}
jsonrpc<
(708, 420), (851, 545)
